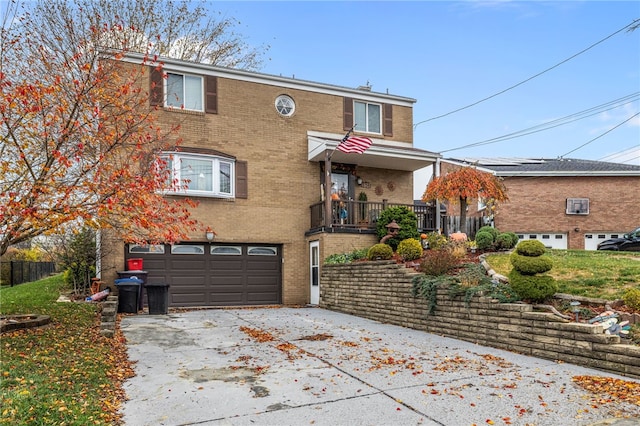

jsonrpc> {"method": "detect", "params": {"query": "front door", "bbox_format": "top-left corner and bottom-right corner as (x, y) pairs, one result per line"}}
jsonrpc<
(309, 240), (320, 305)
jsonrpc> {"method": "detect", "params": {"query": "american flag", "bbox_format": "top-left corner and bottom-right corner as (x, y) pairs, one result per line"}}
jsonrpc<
(336, 136), (372, 154)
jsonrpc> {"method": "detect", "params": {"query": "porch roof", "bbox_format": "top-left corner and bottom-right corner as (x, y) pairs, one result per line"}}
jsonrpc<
(307, 131), (440, 172)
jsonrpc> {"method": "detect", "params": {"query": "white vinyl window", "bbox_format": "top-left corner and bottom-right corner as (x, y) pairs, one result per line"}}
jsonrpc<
(166, 72), (203, 111)
(162, 152), (234, 198)
(354, 101), (381, 134)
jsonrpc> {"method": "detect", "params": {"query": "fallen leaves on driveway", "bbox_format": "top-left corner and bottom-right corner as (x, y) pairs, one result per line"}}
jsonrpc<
(572, 375), (640, 406)
(239, 326), (275, 342)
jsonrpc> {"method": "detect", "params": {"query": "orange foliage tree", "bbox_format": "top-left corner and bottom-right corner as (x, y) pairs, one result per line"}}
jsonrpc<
(422, 166), (508, 234)
(0, 5), (199, 256)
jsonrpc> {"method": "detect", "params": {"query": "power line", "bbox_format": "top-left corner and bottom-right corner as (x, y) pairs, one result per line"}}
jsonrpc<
(560, 112), (640, 158)
(414, 18), (640, 129)
(439, 92), (639, 153)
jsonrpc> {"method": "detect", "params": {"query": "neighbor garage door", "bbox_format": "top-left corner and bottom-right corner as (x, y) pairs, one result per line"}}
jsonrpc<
(125, 243), (282, 307)
(516, 233), (567, 249)
(584, 232), (627, 251)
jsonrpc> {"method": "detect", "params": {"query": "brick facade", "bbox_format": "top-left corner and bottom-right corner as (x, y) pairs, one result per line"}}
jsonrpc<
(100, 56), (434, 305)
(494, 175), (640, 249)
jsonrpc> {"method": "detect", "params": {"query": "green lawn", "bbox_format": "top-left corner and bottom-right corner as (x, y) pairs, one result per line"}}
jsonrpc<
(0, 275), (132, 425)
(485, 249), (640, 300)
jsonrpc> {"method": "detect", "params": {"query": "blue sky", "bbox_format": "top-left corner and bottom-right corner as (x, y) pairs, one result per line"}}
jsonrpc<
(216, 0), (639, 181)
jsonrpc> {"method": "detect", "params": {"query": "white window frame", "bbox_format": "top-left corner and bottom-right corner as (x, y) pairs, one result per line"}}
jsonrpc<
(566, 198), (589, 215)
(161, 152), (235, 198)
(353, 100), (381, 134)
(165, 72), (204, 112)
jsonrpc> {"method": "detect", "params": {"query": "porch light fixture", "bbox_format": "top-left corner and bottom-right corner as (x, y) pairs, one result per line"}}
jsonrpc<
(205, 227), (216, 241)
(356, 176), (363, 185)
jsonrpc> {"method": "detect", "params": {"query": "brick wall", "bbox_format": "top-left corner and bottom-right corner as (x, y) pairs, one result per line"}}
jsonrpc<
(101, 65), (417, 304)
(494, 176), (640, 249)
(320, 261), (640, 378)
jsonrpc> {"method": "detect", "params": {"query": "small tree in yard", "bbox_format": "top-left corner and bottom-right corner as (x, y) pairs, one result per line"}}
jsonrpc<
(0, 0), (268, 257)
(422, 166), (508, 235)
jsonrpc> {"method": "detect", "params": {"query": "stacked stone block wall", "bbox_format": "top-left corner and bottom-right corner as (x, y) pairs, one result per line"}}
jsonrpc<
(320, 261), (640, 378)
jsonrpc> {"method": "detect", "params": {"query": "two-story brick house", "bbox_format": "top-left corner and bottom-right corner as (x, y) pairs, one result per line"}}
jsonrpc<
(437, 157), (640, 250)
(99, 53), (440, 307)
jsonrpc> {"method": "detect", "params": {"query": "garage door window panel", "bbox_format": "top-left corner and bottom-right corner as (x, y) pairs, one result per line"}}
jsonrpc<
(128, 244), (165, 254)
(211, 246), (242, 255)
(171, 245), (205, 254)
(248, 247), (277, 255)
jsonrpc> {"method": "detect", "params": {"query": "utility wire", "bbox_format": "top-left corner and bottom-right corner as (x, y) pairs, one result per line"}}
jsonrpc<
(414, 18), (640, 129)
(560, 112), (640, 157)
(439, 93), (639, 153)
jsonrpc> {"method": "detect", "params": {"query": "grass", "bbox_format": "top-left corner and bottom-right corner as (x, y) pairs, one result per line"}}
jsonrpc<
(485, 249), (640, 300)
(0, 275), (133, 425)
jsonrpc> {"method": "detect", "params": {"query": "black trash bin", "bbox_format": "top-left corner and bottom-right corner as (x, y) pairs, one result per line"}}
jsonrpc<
(146, 283), (170, 315)
(117, 271), (147, 311)
(114, 278), (143, 313)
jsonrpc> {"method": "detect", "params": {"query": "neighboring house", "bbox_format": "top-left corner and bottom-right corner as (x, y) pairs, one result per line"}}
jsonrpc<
(439, 157), (640, 250)
(100, 52), (440, 307)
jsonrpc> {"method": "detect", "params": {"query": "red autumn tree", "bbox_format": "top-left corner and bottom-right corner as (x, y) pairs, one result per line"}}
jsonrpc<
(422, 166), (508, 234)
(0, 3), (203, 255)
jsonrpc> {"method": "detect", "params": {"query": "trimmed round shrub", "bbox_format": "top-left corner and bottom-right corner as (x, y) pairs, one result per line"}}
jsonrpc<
(397, 238), (423, 261)
(475, 231), (494, 250)
(515, 240), (546, 257)
(367, 243), (393, 260)
(623, 288), (640, 311)
(510, 252), (553, 275)
(495, 233), (514, 250)
(508, 270), (558, 302)
(477, 225), (498, 242)
(375, 206), (420, 251)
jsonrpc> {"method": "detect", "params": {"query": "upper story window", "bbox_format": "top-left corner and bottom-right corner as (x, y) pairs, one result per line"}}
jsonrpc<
(161, 152), (234, 198)
(275, 95), (295, 117)
(166, 72), (203, 111)
(354, 101), (381, 134)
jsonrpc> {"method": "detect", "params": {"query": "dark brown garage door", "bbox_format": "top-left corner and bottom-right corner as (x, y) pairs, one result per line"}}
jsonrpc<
(125, 243), (282, 307)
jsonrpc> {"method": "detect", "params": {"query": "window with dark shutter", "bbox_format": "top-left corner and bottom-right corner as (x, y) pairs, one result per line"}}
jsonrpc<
(149, 66), (164, 107)
(205, 76), (218, 114)
(383, 103), (393, 136)
(343, 97), (353, 130)
(235, 160), (248, 199)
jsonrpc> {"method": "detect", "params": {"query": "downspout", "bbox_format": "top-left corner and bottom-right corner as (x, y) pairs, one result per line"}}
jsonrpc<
(434, 158), (442, 233)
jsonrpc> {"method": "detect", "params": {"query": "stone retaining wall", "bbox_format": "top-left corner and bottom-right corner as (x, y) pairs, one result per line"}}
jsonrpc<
(320, 260), (640, 379)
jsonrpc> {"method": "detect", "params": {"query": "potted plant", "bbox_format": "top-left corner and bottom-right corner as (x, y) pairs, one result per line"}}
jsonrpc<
(467, 240), (478, 253)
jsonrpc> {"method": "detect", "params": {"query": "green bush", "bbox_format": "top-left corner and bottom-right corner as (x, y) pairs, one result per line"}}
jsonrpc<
(475, 231), (494, 250)
(505, 232), (520, 248)
(419, 249), (459, 276)
(376, 206), (420, 251)
(509, 252), (553, 275)
(324, 248), (370, 264)
(367, 243), (393, 260)
(622, 287), (640, 311)
(425, 232), (447, 250)
(508, 270), (558, 302)
(397, 238), (423, 261)
(494, 233), (514, 250)
(515, 240), (546, 257)
(477, 226), (498, 242)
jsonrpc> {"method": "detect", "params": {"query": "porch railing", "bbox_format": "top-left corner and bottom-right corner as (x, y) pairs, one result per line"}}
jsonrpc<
(309, 200), (440, 233)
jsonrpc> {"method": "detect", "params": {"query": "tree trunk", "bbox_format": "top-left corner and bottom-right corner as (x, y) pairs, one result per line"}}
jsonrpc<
(459, 197), (468, 234)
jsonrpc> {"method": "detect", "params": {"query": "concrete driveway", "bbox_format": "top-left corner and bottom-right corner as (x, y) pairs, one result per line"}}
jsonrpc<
(120, 307), (640, 426)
